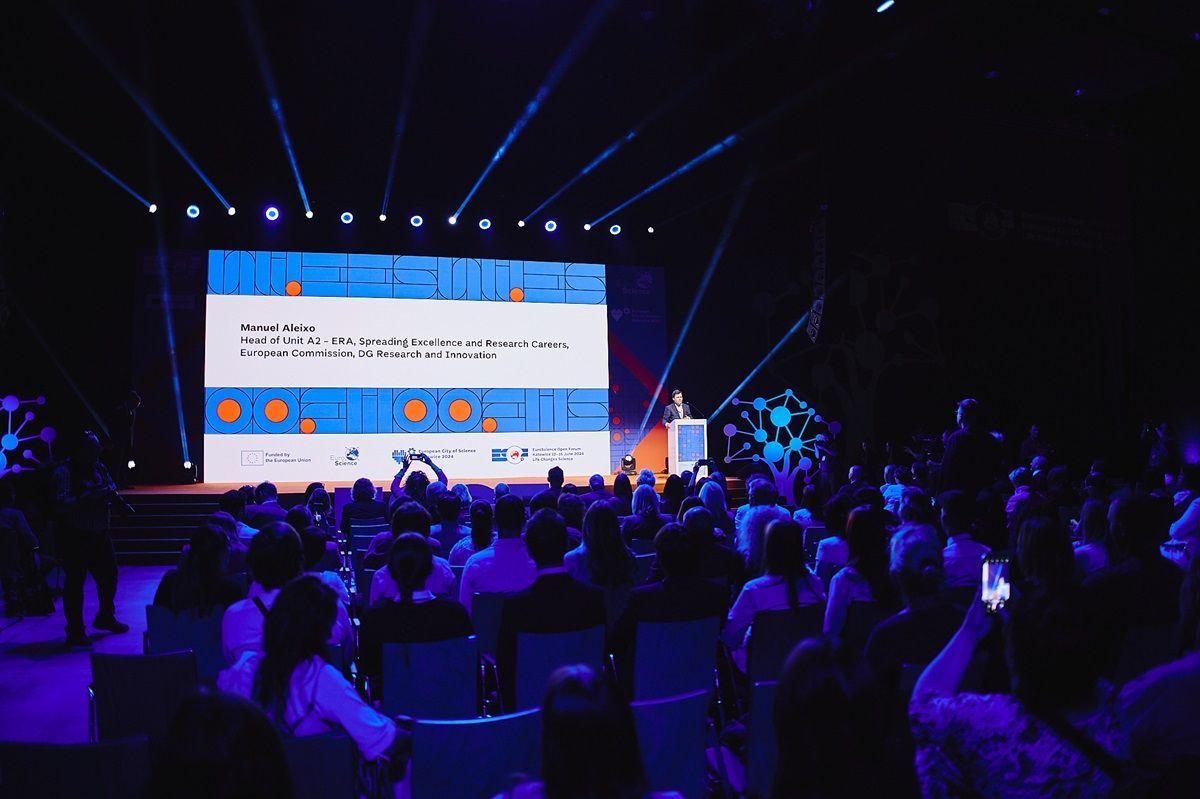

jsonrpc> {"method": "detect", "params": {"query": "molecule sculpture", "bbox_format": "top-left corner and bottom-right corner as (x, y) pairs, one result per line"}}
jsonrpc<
(0, 394), (56, 479)
(721, 389), (840, 504)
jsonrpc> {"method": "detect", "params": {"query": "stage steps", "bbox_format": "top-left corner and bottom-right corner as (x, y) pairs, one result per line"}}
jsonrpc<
(111, 493), (220, 565)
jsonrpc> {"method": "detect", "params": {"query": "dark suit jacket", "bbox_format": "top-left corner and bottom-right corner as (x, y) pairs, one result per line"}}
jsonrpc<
(497, 571), (606, 708)
(580, 489), (612, 508)
(662, 402), (693, 426)
(359, 597), (474, 680)
(245, 501), (287, 529)
(939, 428), (1003, 497)
(622, 513), (672, 545)
(339, 498), (389, 534)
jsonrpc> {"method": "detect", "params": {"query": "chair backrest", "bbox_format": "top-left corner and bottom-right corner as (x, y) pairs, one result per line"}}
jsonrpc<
(841, 601), (892, 654)
(629, 538), (656, 555)
(747, 606), (824, 685)
(745, 681), (778, 799)
(471, 592), (512, 657)
(90, 651), (198, 742)
(815, 560), (841, 592)
(802, 526), (826, 565)
(410, 708), (541, 799)
(450, 564), (465, 598)
(382, 636), (479, 719)
(282, 732), (356, 799)
(0, 737), (150, 799)
(631, 688), (710, 799)
(633, 616), (721, 700)
(348, 517), (388, 556)
(515, 625), (606, 711)
(634, 553), (655, 585)
(144, 604), (226, 684)
(1115, 622), (1181, 684)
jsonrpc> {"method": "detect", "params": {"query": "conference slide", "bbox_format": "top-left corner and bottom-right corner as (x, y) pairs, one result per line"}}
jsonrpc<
(202, 250), (665, 483)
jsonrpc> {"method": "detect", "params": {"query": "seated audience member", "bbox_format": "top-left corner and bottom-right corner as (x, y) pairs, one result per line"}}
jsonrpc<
(497, 509), (606, 709)
(610, 523), (730, 679)
(450, 483), (474, 517)
(359, 534), (474, 683)
(206, 511), (249, 575)
(145, 690), (292, 799)
(735, 497), (791, 577)
(245, 482), (287, 529)
(660, 474), (685, 517)
(882, 465), (909, 516)
(565, 501), (636, 590)
(772, 638), (891, 799)
(725, 520), (826, 672)
(1168, 463), (1200, 544)
(733, 476), (774, 529)
(370, 501), (454, 603)
(219, 489), (259, 542)
(814, 494), (853, 583)
(1072, 499), (1112, 576)
(610, 472), (634, 516)
(866, 524), (966, 700)
(580, 473), (612, 508)
(1005, 467), (1037, 516)
(304, 486), (335, 536)
(939, 490), (990, 588)
(502, 664), (681, 799)
(430, 491), (468, 543)
(154, 524), (244, 615)
(284, 506), (316, 541)
(1016, 515), (1077, 590)
(494, 482), (511, 501)
(449, 500), (495, 566)
(545, 465), (565, 499)
(700, 481), (736, 538)
(459, 494), (537, 614)
(530, 489), (559, 515)
(339, 477), (387, 537)
(899, 486), (936, 525)
(365, 499), (442, 568)
(675, 496), (704, 523)
(636, 468), (657, 489)
(557, 492), (586, 548)
(792, 484), (824, 528)
(910, 586), (1129, 798)
(1117, 645), (1200, 778)
(843, 464), (869, 496)
(622, 485), (672, 545)
(824, 505), (899, 637)
(652, 507), (744, 588)
(224, 577), (405, 774)
(299, 526), (348, 605)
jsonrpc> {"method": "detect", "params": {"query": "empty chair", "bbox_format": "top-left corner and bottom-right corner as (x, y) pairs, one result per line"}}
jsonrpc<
(745, 681), (778, 799)
(0, 737), (150, 799)
(381, 637), (478, 719)
(841, 601), (892, 654)
(515, 625), (606, 711)
(89, 651), (197, 742)
(282, 732), (356, 799)
(144, 605), (225, 684)
(747, 606), (823, 685)
(471, 592), (512, 657)
(632, 616), (721, 700)
(631, 688), (710, 799)
(347, 517), (388, 557)
(408, 708), (541, 799)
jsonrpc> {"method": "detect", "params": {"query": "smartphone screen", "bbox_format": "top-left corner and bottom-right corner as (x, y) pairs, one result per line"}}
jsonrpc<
(981, 557), (1011, 613)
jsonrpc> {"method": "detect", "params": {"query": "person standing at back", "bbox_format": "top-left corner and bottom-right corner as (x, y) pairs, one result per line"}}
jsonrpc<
(939, 398), (1003, 498)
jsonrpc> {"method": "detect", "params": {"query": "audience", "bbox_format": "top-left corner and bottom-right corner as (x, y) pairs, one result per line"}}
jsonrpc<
(218, 489), (259, 542)
(459, 494), (536, 614)
(580, 473), (611, 508)
(814, 494), (853, 586)
(298, 526), (348, 605)
(660, 474), (685, 517)
(564, 501), (636, 591)
(700, 480), (735, 538)
(680, 507), (745, 588)
(1072, 498), (1112, 576)
(611, 472), (634, 516)
(939, 489), (990, 588)
(369, 501), (454, 603)
(245, 482), (287, 529)
(824, 505), (899, 637)
(622, 485), (671, 545)
(939, 398), (1003, 498)
(430, 491), (468, 543)
(338, 477), (387, 537)
(449, 499), (495, 565)
(735, 499), (790, 577)
(153, 524), (244, 615)
(1015, 515), (1077, 590)
(556, 492), (586, 547)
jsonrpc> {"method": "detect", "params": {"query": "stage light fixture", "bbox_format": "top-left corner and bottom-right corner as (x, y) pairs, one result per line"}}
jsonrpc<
(876, 0), (895, 12)
(1073, 87), (1085, 97)
(186, 205), (200, 218)
(517, 220), (526, 228)
(340, 211), (353, 224)
(228, 207), (237, 216)
(305, 210), (314, 219)
(148, 203), (158, 214)
(127, 459), (136, 469)
(183, 460), (192, 470)
(479, 218), (491, 230)
(448, 215), (458, 225)
(410, 215), (424, 227)
(265, 206), (280, 221)
(583, 223), (592, 231)
(379, 214), (387, 222)
(609, 224), (621, 235)
(545, 220), (557, 232)
(647, 226), (655, 233)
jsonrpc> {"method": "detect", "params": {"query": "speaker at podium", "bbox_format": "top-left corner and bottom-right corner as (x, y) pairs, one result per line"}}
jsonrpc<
(667, 418), (707, 476)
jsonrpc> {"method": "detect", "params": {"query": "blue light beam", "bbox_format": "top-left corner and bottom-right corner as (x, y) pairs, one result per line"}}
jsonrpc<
(238, 0), (312, 214)
(637, 170), (756, 437)
(451, 0), (618, 222)
(380, 0), (435, 219)
(0, 87), (152, 208)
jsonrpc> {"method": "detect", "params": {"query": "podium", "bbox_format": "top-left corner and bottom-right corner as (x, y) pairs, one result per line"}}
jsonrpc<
(667, 418), (707, 477)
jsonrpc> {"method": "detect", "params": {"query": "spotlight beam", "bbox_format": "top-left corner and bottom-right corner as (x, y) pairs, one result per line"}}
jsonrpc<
(380, 0), (435, 219)
(238, 0), (312, 215)
(451, 0), (617, 222)
(636, 169), (756, 437)
(53, 2), (231, 209)
(711, 275), (845, 421)
(522, 40), (748, 223)
(0, 87), (152, 208)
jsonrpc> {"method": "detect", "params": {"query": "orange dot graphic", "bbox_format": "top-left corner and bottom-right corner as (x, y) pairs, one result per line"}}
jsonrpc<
(264, 398), (290, 423)
(481, 417), (498, 433)
(508, 287), (525, 302)
(448, 399), (473, 422)
(285, 281), (302, 296)
(216, 398), (242, 423)
(299, 418), (316, 434)
(612, 416), (621, 426)
(403, 399), (427, 422)
(612, 432), (623, 442)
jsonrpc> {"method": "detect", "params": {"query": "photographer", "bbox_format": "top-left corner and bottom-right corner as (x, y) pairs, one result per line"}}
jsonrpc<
(53, 430), (130, 647)
(388, 450), (447, 512)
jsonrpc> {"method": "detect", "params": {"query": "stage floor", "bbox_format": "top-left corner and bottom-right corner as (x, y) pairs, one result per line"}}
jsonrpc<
(121, 472), (683, 495)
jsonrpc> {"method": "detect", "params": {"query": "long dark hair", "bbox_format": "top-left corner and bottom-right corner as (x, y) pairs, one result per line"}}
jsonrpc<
(173, 524), (231, 613)
(1016, 515), (1076, 589)
(612, 472), (632, 500)
(469, 500), (494, 552)
(661, 474), (685, 516)
(763, 520), (817, 609)
(845, 505), (898, 608)
(386, 533), (433, 603)
(541, 664), (646, 799)
(582, 502), (635, 587)
(253, 577), (337, 731)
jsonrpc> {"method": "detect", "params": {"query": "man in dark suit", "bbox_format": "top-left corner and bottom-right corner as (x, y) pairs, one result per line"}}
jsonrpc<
(662, 389), (692, 427)
(244, 482), (287, 529)
(497, 508), (605, 709)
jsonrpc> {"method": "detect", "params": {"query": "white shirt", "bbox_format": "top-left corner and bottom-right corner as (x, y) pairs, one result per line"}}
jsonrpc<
(369, 556), (454, 606)
(222, 585), (355, 665)
(310, 570), (350, 606)
(1169, 496), (1200, 542)
(725, 572), (826, 671)
(823, 566), (875, 636)
(815, 535), (850, 571)
(220, 655), (396, 761)
(942, 534), (991, 588)
(459, 537), (536, 614)
(1074, 542), (1110, 576)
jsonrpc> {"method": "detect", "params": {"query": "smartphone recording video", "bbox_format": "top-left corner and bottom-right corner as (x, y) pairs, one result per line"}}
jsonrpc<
(981, 556), (1011, 614)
